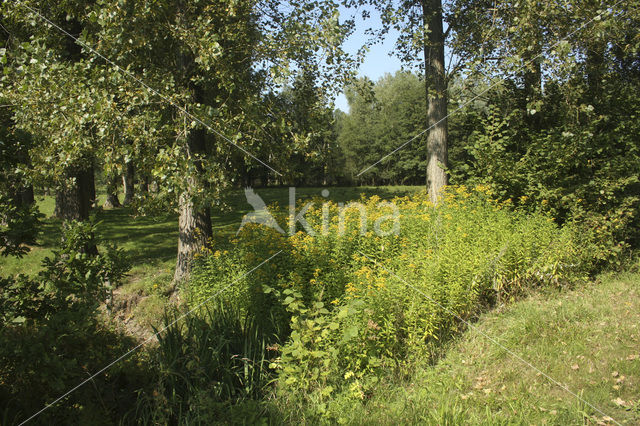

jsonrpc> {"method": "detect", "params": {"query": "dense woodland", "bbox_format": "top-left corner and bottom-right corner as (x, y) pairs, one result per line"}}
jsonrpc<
(1, 0), (639, 424)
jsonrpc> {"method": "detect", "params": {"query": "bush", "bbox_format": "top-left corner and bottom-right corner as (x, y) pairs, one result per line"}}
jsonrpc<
(0, 221), (137, 424)
(188, 187), (589, 421)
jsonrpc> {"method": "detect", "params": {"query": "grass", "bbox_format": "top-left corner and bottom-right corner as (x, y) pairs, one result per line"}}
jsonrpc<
(276, 267), (640, 424)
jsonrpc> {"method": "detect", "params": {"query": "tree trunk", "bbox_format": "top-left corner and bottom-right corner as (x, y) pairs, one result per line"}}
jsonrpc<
(19, 185), (34, 206)
(103, 171), (121, 208)
(423, 0), (448, 204)
(173, 190), (212, 284)
(122, 161), (135, 205)
(173, 88), (213, 284)
(54, 164), (98, 254)
(141, 175), (150, 194)
(54, 167), (93, 221)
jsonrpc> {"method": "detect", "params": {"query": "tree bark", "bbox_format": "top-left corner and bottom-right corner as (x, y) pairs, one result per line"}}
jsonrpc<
(173, 189), (212, 284)
(103, 171), (121, 208)
(54, 166), (93, 221)
(173, 87), (213, 284)
(122, 161), (135, 205)
(423, 0), (448, 204)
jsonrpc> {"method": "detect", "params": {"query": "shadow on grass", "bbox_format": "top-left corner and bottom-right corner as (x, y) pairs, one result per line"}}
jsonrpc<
(94, 207), (178, 267)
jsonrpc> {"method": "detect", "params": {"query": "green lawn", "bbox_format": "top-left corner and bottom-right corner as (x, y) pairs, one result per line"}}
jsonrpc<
(279, 268), (640, 424)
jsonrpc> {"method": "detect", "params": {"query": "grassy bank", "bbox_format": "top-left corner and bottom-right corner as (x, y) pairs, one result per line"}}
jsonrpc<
(272, 268), (640, 424)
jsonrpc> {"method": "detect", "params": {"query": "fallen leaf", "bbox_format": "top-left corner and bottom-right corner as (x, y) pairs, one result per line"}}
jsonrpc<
(612, 397), (626, 406)
(571, 364), (580, 370)
(612, 371), (619, 378)
(626, 354), (639, 361)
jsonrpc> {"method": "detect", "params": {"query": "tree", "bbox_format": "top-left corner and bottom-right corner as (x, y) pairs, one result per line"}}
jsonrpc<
(338, 71), (427, 185)
(3, 0), (356, 284)
(423, 0), (449, 202)
(349, 1), (451, 201)
(88, 0), (355, 283)
(447, 0), (640, 259)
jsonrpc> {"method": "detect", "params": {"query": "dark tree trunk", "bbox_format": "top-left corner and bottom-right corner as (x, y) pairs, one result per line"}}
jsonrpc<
(19, 185), (34, 206)
(103, 171), (121, 208)
(54, 164), (98, 254)
(140, 175), (150, 194)
(87, 162), (96, 208)
(423, 0), (448, 204)
(173, 86), (213, 285)
(54, 167), (93, 221)
(122, 161), (135, 205)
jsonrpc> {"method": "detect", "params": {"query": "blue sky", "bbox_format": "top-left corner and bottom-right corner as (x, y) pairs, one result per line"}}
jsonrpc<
(334, 7), (403, 112)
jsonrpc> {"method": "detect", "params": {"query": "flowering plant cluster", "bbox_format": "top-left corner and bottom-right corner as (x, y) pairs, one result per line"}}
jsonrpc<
(188, 186), (590, 413)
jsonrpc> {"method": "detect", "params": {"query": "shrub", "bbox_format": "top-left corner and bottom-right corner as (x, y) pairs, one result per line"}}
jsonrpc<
(188, 186), (590, 420)
(0, 221), (136, 424)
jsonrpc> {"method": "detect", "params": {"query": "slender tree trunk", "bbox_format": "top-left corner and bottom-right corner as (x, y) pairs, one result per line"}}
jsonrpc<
(423, 0), (448, 205)
(103, 171), (121, 208)
(88, 162), (96, 208)
(173, 87), (213, 285)
(122, 161), (135, 205)
(141, 175), (150, 194)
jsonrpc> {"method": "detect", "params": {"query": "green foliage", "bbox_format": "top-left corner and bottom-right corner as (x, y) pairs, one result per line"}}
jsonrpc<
(446, 0), (640, 263)
(1, 221), (129, 323)
(450, 76), (640, 266)
(0, 196), (41, 258)
(337, 71), (427, 185)
(271, 270), (640, 424)
(132, 304), (278, 424)
(0, 112), (41, 257)
(0, 222), (135, 424)
(188, 188), (590, 421)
